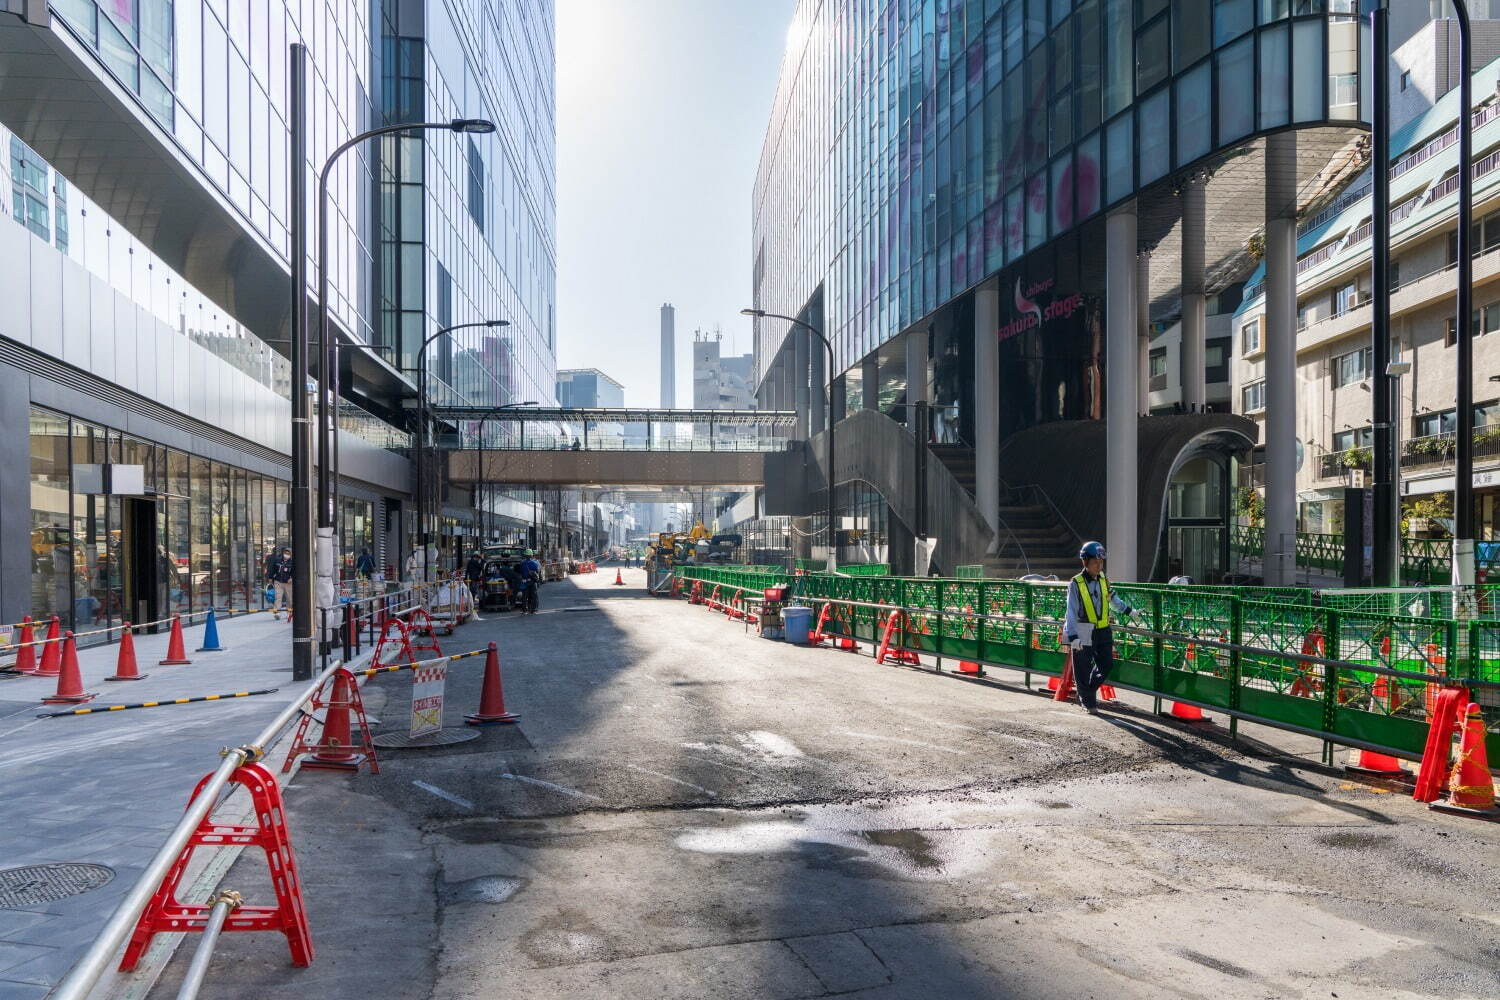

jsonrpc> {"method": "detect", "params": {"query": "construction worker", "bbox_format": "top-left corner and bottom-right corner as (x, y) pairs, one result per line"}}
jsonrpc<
(518, 549), (542, 614)
(1063, 541), (1136, 714)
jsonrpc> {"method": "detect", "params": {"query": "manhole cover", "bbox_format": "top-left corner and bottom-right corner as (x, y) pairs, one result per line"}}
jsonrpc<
(0, 863), (115, 908)
(373, 729), (480, 749)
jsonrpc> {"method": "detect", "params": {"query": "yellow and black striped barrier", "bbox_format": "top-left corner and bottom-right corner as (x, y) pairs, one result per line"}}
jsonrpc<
(351, 647), (489, 679)
(37, 688), (281, 719)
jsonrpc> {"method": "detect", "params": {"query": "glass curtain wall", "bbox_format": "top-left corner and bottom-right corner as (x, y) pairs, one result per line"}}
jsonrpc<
(25, 405), (294, 631)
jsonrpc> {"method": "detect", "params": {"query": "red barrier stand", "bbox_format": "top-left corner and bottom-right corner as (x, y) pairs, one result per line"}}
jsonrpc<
(282, 667), (378, 775)
(120, 763), (313, 971)
(875, 610), (920, 665)
(373, 617), (414, 667)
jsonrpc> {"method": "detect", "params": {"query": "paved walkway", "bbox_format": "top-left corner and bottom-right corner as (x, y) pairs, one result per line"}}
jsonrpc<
(0, 613), (310, 998)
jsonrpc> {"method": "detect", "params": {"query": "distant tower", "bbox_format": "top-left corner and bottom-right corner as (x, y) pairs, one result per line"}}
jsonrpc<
(660, 303), (676, 408)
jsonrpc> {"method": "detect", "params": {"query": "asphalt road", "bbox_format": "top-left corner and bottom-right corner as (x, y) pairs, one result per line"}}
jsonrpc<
(149, 569), (1500, 1000)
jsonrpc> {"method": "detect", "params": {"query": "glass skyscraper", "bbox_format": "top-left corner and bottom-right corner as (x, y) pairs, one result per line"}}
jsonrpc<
(0, 0), (556, 629)
(753, 0), (1371, 583)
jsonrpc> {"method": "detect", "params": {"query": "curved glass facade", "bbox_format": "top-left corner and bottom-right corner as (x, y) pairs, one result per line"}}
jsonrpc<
(752, 0), (1368, 391)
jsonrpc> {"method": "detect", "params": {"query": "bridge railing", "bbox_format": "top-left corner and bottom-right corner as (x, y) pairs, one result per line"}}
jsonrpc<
(454, 430), (793, 452)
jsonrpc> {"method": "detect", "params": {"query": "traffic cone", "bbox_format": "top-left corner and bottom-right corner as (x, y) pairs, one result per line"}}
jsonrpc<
(41, 633), (95, 705)
(159, 615), (192, 665)
(36, 616), (62, 677)
(1166, 700), (1211, 723)
(956, 660), (983, 675)
(1346, 676), (1406, 775)
(107, 625), (148, 681)
(613, 568), (625, 586)
(1052, 660), (1074, 701)
(12, 616), (36, 675)
(302, 670), (368, 771)
(195, 608), (227, 652)
(466, 642), (520, 725)
(1430, 703), (1498, 816)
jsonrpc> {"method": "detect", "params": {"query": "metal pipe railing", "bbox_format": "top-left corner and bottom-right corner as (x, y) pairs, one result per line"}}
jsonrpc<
(173, 890), (242, 1000)
(50, 654), (350, 1000)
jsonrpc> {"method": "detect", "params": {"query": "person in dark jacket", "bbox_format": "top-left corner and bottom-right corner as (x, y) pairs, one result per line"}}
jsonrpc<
(266, 547), (294, 620)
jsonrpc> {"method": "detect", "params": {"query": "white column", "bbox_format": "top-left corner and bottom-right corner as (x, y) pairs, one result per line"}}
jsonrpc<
(1181, 177), (1208, 412)
(1106, 206), (1139, 580)
(974, 284), (1000, 538)
(1264, 132), (1299, 586)
(1137, 250), (1151, 415)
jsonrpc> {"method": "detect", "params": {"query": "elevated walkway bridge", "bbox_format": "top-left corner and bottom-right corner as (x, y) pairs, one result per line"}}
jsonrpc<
(432, 407), (797, 489)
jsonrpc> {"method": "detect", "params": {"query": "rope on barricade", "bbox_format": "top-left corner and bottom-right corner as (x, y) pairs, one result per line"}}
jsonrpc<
(37, 689), (282, 719)
(349, 646), (489, 679)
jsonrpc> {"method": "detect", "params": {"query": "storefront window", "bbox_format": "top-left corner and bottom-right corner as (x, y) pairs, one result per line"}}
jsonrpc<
(212, 462), (234, 608)
(71, 422), (111, 629)
(30, 407), (72, 624)
(168, 450), (192, 615)
(191, 456), (212, 611)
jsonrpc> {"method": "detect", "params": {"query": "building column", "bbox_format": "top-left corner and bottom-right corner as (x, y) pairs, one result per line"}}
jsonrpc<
(1106, 206), (1139, 580)
(1137, 250), (1151, 415)
(809, 335), (826, 436)
(974, 283), (1000, 539)
(861, 356), (879, 411)
(1264, 132), (1299, 586)
(1181, 177), (1208, 412)
(793, 332), (810, 439)
(830, 373), (846, 425)
(905, 326), (930, 407)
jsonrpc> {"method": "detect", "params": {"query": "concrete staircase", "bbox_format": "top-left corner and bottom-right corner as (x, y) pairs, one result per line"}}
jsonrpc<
(928, 445), (1077, 579)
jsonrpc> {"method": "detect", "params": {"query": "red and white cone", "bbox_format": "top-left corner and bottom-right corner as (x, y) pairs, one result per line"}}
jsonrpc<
(466, 642), (519, 725)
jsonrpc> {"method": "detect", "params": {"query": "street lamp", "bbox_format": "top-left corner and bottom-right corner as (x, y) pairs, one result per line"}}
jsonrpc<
(742, 307), (837, 572)
(477, 401), (538, 541)
(410, 319), (510, 574)
(317, 116), (497, 570)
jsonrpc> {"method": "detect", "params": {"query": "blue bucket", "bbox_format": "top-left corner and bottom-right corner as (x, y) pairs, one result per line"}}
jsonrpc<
(782, 606), (813, 645)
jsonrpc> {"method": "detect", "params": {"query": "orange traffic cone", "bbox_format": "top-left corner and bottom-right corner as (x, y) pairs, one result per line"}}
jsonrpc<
(35, 616), (62, 677)
(613, 568), (625, 586)
(1347, 676), (1405, 775)
(466, 642), (519, 725)
(159, 615), (192, 665)
(1430, 703), (1498, 816)
(956, 660), (982, 675)
(1052, 660), (1075, 701)
(12, 616), (36, 675)
(42, 633), (95, 704)
(302, 670), (368, 771)
(1166, 701), (1211, 723)
(107, 625), (148, 681)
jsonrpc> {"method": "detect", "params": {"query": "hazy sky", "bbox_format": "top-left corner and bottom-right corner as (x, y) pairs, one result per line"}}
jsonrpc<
(555, 0), (797, 407)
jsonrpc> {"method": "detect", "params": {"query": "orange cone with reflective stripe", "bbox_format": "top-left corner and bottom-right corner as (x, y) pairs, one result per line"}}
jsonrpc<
(1431, 703), (1497, 815)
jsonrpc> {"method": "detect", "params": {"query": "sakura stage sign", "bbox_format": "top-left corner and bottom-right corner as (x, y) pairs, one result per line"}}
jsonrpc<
(998, 276), (1086, 343)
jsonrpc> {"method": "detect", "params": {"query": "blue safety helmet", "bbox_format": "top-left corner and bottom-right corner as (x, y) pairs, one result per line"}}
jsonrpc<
(1079, 541), (1107, 562)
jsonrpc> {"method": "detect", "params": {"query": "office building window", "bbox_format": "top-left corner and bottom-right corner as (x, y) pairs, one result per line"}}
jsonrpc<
(1332, 347), (1372, 387)
(1149, 347), (1168, 391)
(467, 137), (485, 233)
(1333, 427), (1372, 451)
(10, 135), (50, 242)
(1242, 380), (1266, 412)
(1205, 337), (1231, 382)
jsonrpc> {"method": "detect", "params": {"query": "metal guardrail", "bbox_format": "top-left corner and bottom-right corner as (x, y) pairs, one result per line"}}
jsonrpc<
(50, 651), (358, 1000)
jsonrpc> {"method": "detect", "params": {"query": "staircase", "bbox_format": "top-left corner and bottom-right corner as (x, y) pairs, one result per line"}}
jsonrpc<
(928, 445), (1077, 579)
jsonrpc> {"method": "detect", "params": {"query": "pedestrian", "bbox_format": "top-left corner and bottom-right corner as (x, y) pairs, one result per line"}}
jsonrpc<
(464, 550), (485, 589)
(404, 546), (424, 584)
(266, 546), (295, 620)
(1063, 541), (1136, 715)
(355, 548), (375, 579)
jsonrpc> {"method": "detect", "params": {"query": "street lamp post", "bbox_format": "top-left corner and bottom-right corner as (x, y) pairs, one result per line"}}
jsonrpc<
(1453, 1), (1477, 591)
(476, 401), (538, 541)
(742, 308), (836, 572)
(410, 320), (510, 577)
(313, 115), (495, 608)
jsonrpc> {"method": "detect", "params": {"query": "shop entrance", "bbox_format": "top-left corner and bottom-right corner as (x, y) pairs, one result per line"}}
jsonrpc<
(120, 497), (164, 631)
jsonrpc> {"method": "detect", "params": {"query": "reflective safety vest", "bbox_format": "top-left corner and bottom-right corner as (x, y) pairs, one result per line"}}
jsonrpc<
(1074, 572), (1111, 628)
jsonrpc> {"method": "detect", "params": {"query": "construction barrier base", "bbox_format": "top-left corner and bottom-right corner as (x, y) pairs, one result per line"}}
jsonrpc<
(120, 763), (313, 972)
(1428, 799), (1500, 818)
(282, 668), (378, 775)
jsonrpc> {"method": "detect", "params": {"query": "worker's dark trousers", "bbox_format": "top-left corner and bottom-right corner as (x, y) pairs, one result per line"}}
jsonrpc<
(1072, 626), (1115, 710)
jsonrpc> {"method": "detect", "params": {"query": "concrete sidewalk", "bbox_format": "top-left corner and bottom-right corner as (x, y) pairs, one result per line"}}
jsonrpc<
(0, 613), (309, 998)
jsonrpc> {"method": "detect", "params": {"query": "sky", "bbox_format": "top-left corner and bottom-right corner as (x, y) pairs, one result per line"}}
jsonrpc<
(554, 0), (798, 407)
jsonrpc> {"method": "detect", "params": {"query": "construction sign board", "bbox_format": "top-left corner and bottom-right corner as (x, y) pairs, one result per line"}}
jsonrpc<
(410, 658), (449, 737)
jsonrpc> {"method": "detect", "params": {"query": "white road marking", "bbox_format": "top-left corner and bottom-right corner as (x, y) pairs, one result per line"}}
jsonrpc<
(412, 780), (475, 811)
(500, 773), (603, 801)
(841, 730), (968, 756)
(625, 764), (718, 797)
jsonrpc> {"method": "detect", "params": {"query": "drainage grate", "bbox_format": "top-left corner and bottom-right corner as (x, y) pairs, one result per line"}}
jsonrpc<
(372, 729), (480, 749)
(0, 863), (115, 908)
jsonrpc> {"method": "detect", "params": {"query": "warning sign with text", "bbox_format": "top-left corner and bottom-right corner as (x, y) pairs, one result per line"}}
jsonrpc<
(410, 658), (449, 737)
